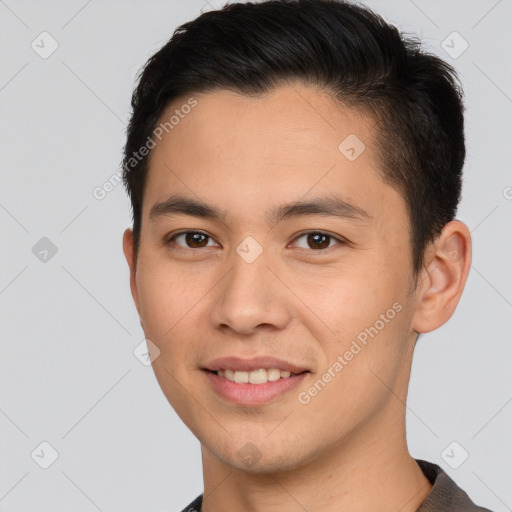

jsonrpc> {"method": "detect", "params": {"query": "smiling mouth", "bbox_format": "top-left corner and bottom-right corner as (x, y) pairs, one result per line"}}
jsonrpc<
(207, 368), (308, 384)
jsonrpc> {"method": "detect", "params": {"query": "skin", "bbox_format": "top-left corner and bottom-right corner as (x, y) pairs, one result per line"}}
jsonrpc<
(123, 82), (472, 512)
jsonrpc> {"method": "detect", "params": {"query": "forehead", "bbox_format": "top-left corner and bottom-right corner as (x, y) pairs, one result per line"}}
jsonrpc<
(142, 83), (405, 229)
(160, 83), (373, 156)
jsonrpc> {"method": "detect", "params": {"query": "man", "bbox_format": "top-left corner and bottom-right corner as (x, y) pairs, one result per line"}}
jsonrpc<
(121, 1), (493, 510)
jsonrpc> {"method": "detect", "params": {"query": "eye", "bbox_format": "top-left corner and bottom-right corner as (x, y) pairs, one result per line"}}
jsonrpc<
(167, 231), (219, 249)
(165, 230), (345, 251)
(291, 231), (345, 251)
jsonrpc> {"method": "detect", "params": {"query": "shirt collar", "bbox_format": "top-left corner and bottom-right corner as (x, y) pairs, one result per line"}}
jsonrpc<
(415, 459), (492, 512)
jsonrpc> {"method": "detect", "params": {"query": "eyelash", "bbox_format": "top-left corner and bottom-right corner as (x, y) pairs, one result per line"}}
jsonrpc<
(165, 230), (347, 252)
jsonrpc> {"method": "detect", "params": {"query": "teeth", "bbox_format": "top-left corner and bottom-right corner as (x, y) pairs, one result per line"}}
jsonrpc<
(216, 368), (298, 384)
(267, 368), (281, 381)
(248, 369), (266, 384)
(234, 370), (249, 383)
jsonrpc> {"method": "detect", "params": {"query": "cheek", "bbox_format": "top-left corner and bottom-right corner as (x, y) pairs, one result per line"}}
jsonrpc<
(290, 260), (411, 402)
(137, 250), (202, 318)
(135, 256), (202, 347)
(135, 260), (208, 414)
(289, 260), (403, 340)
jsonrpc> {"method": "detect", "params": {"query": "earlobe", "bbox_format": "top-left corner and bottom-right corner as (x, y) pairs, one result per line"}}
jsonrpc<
(122, 228), (142, 318)
(412, 221), (472, 334)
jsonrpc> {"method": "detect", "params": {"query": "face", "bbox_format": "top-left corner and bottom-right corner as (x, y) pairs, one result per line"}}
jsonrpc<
(124, 83), (423, 473)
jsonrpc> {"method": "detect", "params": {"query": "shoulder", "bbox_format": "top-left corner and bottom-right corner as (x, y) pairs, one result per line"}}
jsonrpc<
(416, 459), (495, 512)
(179, 493), (203, 512)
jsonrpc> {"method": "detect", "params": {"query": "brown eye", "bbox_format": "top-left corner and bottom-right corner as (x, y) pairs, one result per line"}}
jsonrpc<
(307, 233), (330, 249)
(169, 231), (218, 249)
(185, 233), (209, 248)
(292, 231), (344, 250)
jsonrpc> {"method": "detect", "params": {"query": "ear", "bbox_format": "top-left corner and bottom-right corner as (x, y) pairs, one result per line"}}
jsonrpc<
(122, 228), (142, 320)
(412, 220), (472, 333)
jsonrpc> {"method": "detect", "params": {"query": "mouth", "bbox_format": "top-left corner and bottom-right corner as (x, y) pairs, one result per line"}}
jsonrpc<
(202, 356), (311, 405)
(207, 368), (308, 384)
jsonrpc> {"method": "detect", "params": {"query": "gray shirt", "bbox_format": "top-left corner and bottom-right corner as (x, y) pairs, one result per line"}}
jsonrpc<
(179, 459), (494, 512)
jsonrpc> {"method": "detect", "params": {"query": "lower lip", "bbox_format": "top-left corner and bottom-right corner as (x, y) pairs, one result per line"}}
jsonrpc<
(204, 370), (309, 406)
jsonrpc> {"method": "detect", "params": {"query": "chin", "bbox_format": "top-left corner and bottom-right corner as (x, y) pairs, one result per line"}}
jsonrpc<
(204, 438), (310, 475)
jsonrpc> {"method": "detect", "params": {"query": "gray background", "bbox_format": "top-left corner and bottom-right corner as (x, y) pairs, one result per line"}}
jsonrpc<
(0, 0), (511, 511)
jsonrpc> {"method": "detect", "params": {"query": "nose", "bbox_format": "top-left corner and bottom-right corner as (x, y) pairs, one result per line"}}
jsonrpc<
(209, 245), (292, 337)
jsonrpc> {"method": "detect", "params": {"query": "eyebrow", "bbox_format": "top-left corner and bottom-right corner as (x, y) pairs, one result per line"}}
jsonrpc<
(148, 194), (371, 224)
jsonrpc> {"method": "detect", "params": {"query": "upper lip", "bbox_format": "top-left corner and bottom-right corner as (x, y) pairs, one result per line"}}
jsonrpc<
(204, 356), (310, 374)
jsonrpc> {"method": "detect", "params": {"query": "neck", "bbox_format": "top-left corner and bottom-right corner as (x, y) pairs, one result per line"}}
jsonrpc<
(199, 403), (432, 512)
